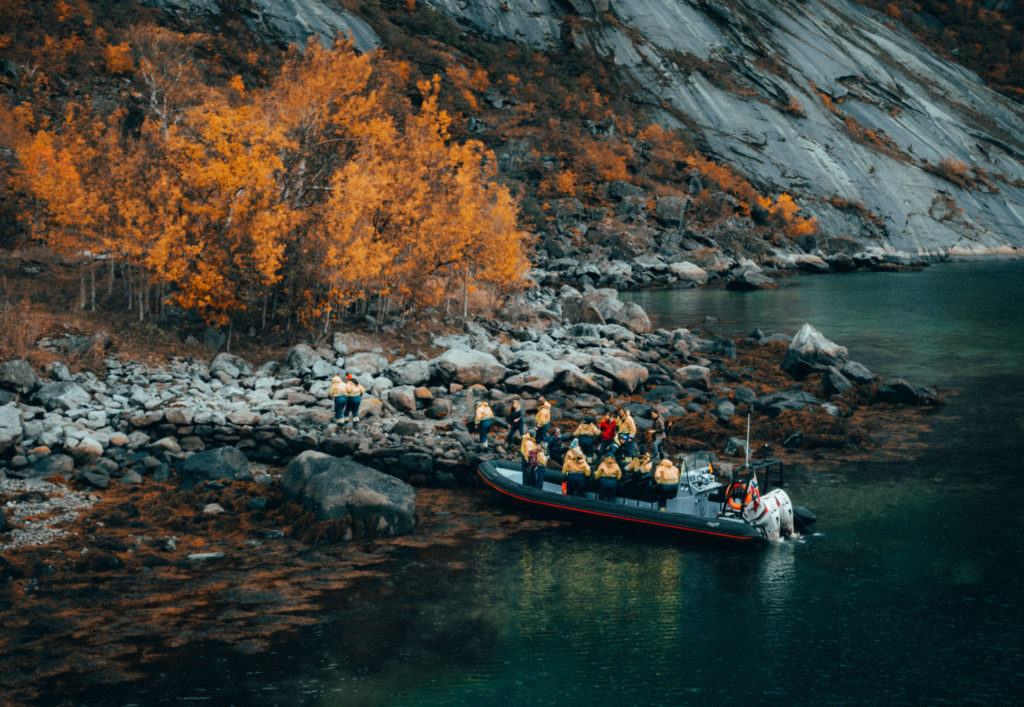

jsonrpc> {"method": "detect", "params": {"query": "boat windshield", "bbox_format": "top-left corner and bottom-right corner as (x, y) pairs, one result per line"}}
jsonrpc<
(680, 450), (717, 474)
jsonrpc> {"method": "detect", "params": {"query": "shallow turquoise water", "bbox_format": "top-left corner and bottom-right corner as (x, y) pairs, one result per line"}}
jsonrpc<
(65, 261), (1024, 705)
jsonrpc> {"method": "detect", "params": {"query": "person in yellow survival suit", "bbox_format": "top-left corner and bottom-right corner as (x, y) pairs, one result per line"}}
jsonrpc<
(343, 373), (365, 424)
(653, 457), (680, 511)
(474, 400), (494, 448)
(520, 431), (548, 489)
(594, 452), (622, 503)
(534, 397), (552, 445)
(573, 417), (600, 462)
(615, 408), (638, 459)
(329, 375), (347, 424)
(561, 440), (591, 497)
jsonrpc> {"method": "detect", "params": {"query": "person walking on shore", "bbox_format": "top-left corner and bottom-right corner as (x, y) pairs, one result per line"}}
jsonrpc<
(475, 400), (494, 448)
(650, 409), (667, 461)
(329, 375), (348, 424)
(506, 398), (524, 447)
(343, 373), (365, 424)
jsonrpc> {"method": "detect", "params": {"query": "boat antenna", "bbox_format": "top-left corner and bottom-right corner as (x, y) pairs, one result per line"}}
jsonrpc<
(745, 413), (751, 468)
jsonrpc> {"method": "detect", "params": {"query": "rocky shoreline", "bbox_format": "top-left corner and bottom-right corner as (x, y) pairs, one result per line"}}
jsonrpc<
(1, 284), (943, 555)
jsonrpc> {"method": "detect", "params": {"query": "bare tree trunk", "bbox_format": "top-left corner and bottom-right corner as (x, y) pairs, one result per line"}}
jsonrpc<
(226, 316), (233, 353)
(79, 265), (87, 310)
(107, 258), (115, 298)
(90, 263), (97, 310)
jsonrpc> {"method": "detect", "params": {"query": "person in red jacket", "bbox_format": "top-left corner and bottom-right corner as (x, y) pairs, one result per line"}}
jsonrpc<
(597, 412), (617, 460)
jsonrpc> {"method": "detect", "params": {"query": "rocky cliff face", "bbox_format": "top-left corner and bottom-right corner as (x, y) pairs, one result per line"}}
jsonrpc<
(423, 0), (1024, 256)
(142, 0), (380, 52)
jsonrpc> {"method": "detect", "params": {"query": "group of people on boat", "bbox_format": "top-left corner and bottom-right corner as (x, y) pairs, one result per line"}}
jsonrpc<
(474, 397), (681, 510)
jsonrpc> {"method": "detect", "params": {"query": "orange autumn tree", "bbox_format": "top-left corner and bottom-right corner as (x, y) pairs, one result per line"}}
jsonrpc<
(17, 104), (126, 310)
(15, 33), (532, 334)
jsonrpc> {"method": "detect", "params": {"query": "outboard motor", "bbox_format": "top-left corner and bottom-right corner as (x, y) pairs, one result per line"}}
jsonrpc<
(744, 488), (796, 541)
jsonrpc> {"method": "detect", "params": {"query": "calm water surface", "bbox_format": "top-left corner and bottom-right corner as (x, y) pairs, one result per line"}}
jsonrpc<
(80, 262), (1024, 705)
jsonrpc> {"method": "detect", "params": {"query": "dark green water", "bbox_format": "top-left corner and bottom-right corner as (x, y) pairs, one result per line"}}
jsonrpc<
(71, 262), (1024, 705)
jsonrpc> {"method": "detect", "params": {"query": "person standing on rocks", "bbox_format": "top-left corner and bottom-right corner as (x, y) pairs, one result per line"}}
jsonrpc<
(475, 400), (494, 448)
(534, 397), (552, 445)
(329, 375), (348, 424)
(506, 398), (524, 447)
(650, 409), (667, 461)
(343, 373), (365, 424)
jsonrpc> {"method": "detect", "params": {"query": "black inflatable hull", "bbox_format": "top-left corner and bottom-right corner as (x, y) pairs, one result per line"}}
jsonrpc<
(478, 459), (766, 544)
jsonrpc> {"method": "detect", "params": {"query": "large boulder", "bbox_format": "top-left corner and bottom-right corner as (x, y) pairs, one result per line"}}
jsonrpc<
(781, 323), (849, 380)
(0, 359), (38, 394)
(591, 355), (649, 392)
(26, 454), (75, 479)
(285, 344), (322, 376)
(676, 365), (711, 391)
(0, 402), (23, 453)
(281, 451), (416, 537)
(210, 352), (252, 380)
(33, 381), (91, 410)
(388, 358), (431, 387)
(668, 261), (709, 285)
(606, 300), (652, 334)
(180, 446), (251, 489)
(504, 351), (557, 391)
(430, 348), (506, 387)
(560, 295), (606, 325)
(345, 351), (388, 378)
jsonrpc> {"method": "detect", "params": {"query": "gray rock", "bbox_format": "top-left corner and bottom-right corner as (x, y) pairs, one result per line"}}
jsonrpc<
(676, 365), (711, 391)
(726, 270), (777, 291)
(607, 301), (652, 334)
(34, 381), (91, 411)
(345, 352), (388, 378)
(668, 261), (709, 285)
(210, 352), (252, 379)
(0, 402), (23, 453)
(388, 359), (431, 387)
(560, 296), (606, 325)
(876, 378), (942, 406)
(841, 360), (874, 384)
(180, 446), (250, 489)
(281, 451), (416, 536)
(286, 343), (321, 375)
(715, 399), (736, 421)
(781, 323), (850, 380)
(591, 355), (649, 392)
(754, 391), (821, 416)
(0, 359), (38, 394)
(431, 348), (506, 387)
(388, 385), (418, 414)
(27, 454), (75, 479)
(822, 366), (853, 397)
